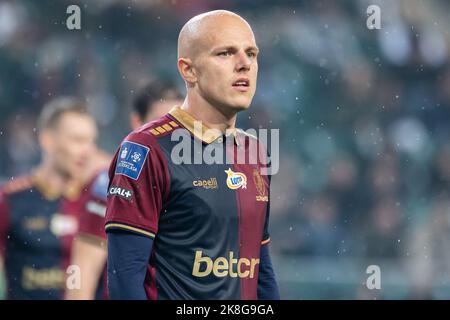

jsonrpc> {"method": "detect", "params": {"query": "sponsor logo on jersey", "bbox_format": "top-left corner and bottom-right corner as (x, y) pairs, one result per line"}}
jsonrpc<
(50, 214), (78, 237)
(22, 266), (65, 290)
(108, 186), (133, 200)
(193, 178), (218, 189)
(253, 169), (269, 202)
(86, 201), (106, 217)
(192, 250), (260, 279)
(22, 216), (48, 231)
(224, 168), (247, 190)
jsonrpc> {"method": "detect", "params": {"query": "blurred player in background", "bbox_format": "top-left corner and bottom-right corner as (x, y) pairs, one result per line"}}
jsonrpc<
(106, 10), (279, 300)
(0, 97), (100, 299)
(65, 81), (183, 300)
(130, 81), (184, 131)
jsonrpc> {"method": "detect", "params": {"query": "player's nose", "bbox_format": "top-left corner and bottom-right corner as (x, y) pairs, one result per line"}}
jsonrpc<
(234, 51), (251, 72)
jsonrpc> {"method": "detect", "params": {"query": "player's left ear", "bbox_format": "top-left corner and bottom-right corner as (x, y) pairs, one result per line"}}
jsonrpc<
(129, 112), (143, 130)
(177, 58), (197, 87)
(38, 129), (55, 154)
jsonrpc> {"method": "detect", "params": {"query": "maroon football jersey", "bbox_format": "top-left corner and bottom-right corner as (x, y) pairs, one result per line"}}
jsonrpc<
(0, 173), (93, 299)
(105, 107), (271, 299)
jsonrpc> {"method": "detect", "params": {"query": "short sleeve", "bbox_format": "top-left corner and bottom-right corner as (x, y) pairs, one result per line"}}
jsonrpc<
(78, 170), (109, 242)
(104, 132), (169, 239)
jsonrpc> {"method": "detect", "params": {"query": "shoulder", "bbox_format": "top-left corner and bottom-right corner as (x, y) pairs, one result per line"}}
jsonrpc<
(236, 128), (268, 152)
(124, 114), (180, 147)
(236, 128), (272, 175)
(236, 128), (258, 141)
(113, 116), (174, 181)
(117, 115), (177, 169)
(1, 175), (34, 196)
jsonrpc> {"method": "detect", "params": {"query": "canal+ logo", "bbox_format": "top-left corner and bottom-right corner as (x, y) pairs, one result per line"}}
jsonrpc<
(225, 168), (247, 190)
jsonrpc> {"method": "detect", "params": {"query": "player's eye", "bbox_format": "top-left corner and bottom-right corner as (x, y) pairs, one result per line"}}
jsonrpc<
(247, 51), (257, 58)
(218, 51), (232, 57)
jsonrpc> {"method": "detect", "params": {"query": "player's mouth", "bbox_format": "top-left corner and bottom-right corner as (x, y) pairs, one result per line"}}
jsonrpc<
(232, 78), (250, 92)
(76, 158), (88, 168)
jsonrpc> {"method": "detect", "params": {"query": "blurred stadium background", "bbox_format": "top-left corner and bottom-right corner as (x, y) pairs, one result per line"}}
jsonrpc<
(1, 0), (450, 299)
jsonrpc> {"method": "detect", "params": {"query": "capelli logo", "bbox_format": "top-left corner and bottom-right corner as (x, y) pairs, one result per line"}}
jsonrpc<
(193, 178), (218, 189)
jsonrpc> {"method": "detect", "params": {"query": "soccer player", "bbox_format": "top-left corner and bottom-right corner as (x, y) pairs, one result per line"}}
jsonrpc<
(105, 10), (280, 299)
(65, 81), (183, 300)
(0, 97), (99, 299)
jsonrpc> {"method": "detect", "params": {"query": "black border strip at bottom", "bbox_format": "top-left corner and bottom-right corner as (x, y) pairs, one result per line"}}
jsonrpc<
(0, 300), (442, 319)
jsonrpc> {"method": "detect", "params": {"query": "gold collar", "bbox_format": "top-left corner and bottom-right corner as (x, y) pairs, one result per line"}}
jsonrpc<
(168, 106), (240, 146)
(32, 169), (83, 201)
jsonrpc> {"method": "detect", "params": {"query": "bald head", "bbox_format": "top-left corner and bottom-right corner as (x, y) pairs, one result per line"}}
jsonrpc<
(177, 10), (259, 113)
(178, 10), (255, 60)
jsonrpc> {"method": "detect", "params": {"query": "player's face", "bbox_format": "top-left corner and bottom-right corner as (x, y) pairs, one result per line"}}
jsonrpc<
(47, 112), (97, 179)
(193, 17), (258, 112)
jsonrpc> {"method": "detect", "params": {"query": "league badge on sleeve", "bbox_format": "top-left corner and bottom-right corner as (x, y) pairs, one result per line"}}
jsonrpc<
(115, 141), (150, 180)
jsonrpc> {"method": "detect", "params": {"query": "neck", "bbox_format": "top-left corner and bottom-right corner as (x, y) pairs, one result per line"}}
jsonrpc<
(35, 158), (71, 191)
(181, 91), (238, 132)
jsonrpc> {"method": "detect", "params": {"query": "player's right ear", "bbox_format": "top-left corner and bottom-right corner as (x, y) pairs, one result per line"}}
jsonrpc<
(177, 58), (197, 87)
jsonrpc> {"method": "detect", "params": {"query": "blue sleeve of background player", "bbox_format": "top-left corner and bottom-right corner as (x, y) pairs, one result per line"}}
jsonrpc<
(107, 230), (153, 300)
(257, 245), (280, 300)
(91, 170), (109, 201)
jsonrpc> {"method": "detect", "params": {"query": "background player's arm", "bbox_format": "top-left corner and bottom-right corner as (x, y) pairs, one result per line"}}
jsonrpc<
(107, 231), (153, 299)
(66, 237), (107, 300)
(66, 170), (110, 300)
